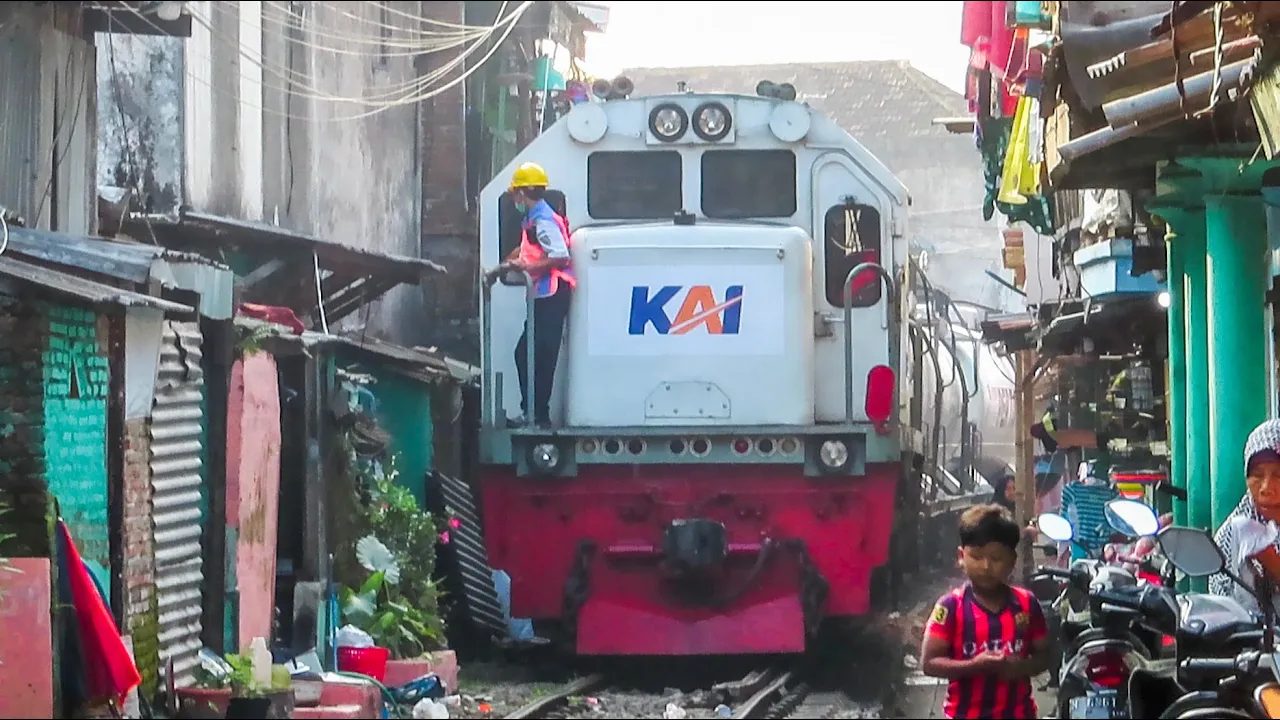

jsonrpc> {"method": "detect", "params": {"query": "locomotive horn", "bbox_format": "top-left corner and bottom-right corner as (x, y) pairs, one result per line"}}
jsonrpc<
(778, 82), (798, 101)
(756, 79), (778, 98)
(612, 75), (635, 98)
(592, 77), (614, 99)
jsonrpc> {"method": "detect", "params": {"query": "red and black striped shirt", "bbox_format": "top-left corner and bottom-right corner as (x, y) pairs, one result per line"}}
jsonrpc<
(925, 583), (1047, 719)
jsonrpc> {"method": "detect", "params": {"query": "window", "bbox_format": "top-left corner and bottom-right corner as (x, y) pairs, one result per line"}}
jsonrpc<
(497, 190), (568, 259)
(587, 151), (683, 220)
(700, 150), (797, 219)
(823, 203), (883, 308)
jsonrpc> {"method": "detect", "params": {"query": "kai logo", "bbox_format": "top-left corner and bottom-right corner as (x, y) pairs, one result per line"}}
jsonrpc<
(628, 285), (745, 336)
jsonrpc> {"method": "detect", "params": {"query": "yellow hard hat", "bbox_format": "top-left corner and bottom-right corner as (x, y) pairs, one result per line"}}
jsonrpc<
(510, 162), (549, 189)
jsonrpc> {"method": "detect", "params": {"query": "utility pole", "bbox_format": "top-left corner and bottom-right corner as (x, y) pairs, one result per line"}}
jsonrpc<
(1015, 350), (1037, 582)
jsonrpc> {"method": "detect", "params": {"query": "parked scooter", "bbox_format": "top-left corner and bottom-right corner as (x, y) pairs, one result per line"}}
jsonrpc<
(1116, 524), (1276, 718)
(1034, 498), (1163, 719)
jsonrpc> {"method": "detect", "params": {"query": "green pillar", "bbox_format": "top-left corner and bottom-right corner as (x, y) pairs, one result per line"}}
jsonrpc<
(1204, 193), (1270, 524)
(1158, 207), (1211, 536)
(1181, 156), (1277, 529)
(1150, 203), (1188, 529)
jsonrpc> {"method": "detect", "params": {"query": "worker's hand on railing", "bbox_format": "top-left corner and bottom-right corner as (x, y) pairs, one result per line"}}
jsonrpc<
(483, 261), (524, 292)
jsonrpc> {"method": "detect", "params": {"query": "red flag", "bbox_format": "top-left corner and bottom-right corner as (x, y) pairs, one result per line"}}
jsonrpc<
(58, 523), (141, 707)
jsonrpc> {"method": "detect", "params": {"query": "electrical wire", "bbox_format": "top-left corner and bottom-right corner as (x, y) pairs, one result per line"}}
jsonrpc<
(116, 1), (527, 122)
(118, 0), (513, 106)
(184, 1), (523, 106)
(247, 1), (503, 56)
(34, 38), (93, 225)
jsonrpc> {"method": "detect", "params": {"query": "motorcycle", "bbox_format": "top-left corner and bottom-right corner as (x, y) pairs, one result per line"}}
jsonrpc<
(1035, 498), (1164, 719)
(1121, 524), (1278, 719)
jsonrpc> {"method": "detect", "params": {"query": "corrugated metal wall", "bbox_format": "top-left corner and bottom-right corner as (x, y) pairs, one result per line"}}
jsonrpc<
(0, 8), (42, 221)
(149, 320), (206, 686)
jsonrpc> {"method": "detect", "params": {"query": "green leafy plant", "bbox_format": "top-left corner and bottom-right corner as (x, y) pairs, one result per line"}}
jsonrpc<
(338, 448), (446, 657)
(340, 569), (442, 660)
(224, 654), (264, 698)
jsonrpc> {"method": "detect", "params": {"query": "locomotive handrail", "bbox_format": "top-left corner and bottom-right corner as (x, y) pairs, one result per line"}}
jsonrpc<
(481, 269), (538, 427)
(843, 262), (895, 423)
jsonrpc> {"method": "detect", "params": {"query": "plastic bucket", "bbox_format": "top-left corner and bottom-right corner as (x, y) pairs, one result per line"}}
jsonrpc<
(337, 645), (391, 682)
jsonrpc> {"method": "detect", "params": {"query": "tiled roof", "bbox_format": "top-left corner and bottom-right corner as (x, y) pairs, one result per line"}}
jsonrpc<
(623, 60), (968, 170)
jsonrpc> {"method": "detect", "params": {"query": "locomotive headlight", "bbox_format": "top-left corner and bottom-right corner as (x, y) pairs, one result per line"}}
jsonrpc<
(530, 442), (561, 473)
(819, 439), (849, 469)
(692, 102), (732, 142)
(648, 103), (688, 142)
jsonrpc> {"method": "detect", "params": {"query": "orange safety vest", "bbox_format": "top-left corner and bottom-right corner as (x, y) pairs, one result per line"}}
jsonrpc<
(519, 208), (576, 297)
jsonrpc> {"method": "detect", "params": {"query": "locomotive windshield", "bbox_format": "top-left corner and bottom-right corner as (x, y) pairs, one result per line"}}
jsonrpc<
(587, 150), (683, 219)
(701, 149), (797, 219)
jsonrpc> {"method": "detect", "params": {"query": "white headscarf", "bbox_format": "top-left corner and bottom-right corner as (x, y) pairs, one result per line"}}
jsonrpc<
(1209, 419), (1280, 613)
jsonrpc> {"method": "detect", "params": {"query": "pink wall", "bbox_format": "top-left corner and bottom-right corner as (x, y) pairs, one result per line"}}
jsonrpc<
(227, 352), (283, 651)
(0, 558), (54, 718)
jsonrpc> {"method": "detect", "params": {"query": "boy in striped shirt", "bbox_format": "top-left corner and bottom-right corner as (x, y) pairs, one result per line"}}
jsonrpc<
(920, 504), (1051, 719)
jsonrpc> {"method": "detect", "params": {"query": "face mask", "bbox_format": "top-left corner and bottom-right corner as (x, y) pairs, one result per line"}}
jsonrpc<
(514, 200), (528, 213)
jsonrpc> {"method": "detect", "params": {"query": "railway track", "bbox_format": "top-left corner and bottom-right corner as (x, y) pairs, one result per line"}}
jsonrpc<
(501, 667), (796, 720)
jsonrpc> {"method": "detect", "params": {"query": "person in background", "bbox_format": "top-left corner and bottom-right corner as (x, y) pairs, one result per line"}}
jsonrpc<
(920, 504), (1051, 719)
(1061, 459), (1121, 562)
(484, 162), (575, 428)
(991, 471), (1044, 542)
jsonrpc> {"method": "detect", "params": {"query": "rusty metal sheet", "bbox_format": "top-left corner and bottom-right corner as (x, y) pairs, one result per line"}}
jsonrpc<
(1059, 1), (1169, 109)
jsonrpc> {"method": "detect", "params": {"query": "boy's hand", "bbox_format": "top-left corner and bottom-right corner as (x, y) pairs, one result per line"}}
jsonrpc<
(971, 649), (1007, 671)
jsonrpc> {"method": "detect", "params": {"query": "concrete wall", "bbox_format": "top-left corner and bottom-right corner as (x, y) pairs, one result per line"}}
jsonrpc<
(98, 1), (479, 346)
(226, 351), (282, 652)
(0, 3), (97, 235)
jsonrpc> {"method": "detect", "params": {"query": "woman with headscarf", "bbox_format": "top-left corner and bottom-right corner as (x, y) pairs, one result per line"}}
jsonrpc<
(1210, 418), (1280, 613)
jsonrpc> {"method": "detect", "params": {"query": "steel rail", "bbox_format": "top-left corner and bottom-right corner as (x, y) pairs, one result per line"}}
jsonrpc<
(503, 673), (609, 719)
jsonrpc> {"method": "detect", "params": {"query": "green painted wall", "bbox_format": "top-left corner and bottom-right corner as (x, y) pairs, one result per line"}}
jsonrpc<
(336, 351), (435, 504)
(42, 304), (112, 593)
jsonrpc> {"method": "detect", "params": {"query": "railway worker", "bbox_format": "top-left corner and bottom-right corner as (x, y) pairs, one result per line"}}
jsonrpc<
(920, 504), (1052, 719)
(484, 162), (575, 428)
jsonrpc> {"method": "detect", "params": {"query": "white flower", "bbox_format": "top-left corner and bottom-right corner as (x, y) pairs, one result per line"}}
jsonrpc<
(356, 535), (401, 585)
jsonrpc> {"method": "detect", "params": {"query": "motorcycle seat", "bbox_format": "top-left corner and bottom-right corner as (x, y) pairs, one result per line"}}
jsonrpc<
(1175, 594), (1256, 645)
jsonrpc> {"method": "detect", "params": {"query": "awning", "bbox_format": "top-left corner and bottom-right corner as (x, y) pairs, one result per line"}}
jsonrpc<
(980, 311), (1036, 352)
(127, 209), (446, 329)
(0, 257), (192, 314)
(1037, 292), (1163, 355)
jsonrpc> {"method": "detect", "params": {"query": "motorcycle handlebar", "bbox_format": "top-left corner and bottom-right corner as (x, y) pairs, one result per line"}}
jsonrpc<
(1180, 657), (1238, 672)
(1090, 587), (1144, 611)
(1033, 567), (1072, 580)
(1180, 652), (1261, 675)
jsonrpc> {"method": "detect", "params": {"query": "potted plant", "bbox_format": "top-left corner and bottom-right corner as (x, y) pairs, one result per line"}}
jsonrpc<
(175, 666), (233, 720)
(224, 654), (272, 719)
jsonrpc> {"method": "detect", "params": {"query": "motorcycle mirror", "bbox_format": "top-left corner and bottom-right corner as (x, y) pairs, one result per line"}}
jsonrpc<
(1105, 499), (1161, 537)
(1037, 512), (1075, 543)
(1156, 525), (1226, 577)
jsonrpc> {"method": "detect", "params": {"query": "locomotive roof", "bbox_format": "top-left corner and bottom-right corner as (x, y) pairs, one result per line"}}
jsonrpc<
(624, 60), (967, 176)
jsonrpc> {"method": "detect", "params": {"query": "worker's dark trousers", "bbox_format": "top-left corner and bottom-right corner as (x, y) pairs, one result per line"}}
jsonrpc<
(514, 284), (572, 425)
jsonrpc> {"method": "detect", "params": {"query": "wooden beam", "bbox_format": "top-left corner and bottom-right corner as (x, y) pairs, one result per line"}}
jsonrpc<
(1015, 350), (1038, 582)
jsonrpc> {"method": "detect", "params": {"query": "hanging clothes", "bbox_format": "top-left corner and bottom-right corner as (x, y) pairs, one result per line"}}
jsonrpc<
(980, 116), (1056, 236)
(998, 96), (1042, 205)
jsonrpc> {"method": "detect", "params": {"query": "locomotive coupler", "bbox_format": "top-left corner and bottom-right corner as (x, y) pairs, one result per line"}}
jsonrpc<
(662, 518), (729, 576)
